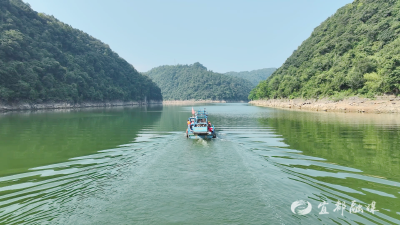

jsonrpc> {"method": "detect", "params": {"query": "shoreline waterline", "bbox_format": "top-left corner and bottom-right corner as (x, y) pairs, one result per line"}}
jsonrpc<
(0, 101), (162, 112)
(249, 96), (400, 114)
(0, 100), (249, 112)
(162, 100), (227, 105)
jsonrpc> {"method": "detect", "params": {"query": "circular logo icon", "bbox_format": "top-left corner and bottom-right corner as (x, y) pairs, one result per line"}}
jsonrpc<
(291, 200), (312, 215)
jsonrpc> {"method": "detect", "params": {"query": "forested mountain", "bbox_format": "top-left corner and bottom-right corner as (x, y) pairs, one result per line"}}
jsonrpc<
(250, 0), (400, 100)
(146, 63), (253, 101)
(0, 0), (162, 104)
(225, 68), (276, 86)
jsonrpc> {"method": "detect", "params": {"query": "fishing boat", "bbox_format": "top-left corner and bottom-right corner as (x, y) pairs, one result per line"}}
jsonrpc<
(186, 108), (216, 139)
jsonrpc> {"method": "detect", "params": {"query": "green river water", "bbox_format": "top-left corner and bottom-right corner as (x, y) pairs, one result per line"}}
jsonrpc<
(0, 103), (399, 224)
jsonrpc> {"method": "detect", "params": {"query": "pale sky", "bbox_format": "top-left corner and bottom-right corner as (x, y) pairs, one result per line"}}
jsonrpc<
(23, 0), (353, 73)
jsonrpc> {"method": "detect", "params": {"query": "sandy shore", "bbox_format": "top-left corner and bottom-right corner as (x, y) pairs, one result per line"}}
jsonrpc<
(162, 100), (228, 105)
(249, 96), (400, 113)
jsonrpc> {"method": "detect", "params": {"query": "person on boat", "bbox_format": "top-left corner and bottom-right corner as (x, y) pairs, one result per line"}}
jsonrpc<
(208, 121), (213, 132)
(190, 120), (194, 130)
(187, 119), (191, 128)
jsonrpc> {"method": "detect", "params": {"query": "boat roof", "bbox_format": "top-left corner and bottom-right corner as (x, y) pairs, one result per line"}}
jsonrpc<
(196, 110), (208, 119)
(188, 109), (210, 122)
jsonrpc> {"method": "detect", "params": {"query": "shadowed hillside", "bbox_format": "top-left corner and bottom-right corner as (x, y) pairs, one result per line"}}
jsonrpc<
(0, 0), (162, 104)
(146, 63), (253, 101)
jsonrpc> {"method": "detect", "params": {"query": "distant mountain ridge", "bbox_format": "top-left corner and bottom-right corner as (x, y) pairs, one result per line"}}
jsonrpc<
(146, 62), (253, 101)
(0, 0), (162, 104)
(225, 68), (276, 86)
(250, 0), (400, 100)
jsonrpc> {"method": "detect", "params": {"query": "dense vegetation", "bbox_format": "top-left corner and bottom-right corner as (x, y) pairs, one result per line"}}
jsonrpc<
(0, 0), (162, 104)
(250, 0), (400, 100)
(146, 63), (253, 101)
(225, 68), (276, 86)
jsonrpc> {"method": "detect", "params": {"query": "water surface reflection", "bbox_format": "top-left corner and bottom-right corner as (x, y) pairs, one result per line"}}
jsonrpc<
(0, 104), (399, 224)
(255, 109), (400, 224)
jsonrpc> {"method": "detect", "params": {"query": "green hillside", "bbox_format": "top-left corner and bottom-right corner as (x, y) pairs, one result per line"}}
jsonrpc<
(225, 68), (276, 86)
(250, 0), (400, 100)
(0, 0), (162, 104)
(146, 63), (253, 101)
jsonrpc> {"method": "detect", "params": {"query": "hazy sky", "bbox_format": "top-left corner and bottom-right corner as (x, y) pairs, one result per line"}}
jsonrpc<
(23, 0), (353, 73)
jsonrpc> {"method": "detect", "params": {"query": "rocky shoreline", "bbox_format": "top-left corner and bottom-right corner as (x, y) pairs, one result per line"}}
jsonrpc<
(0, 99), (245, 112)
(249, 96), (400, 113)
(0, 100), (162, 112)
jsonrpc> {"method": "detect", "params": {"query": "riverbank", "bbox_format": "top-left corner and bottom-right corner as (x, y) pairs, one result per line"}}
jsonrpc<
(0, 99), (247, 112)
(0, 100), (162, 112)
(162, 100), (228, 105)
(0, 99), (251, 112)
(249, 96), (400, 113)
(162, 100), (251, 105)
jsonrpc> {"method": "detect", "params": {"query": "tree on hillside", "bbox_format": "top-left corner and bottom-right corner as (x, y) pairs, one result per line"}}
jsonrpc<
(146, 63), (253, 101)
(250, 0), (400, 100)
(225, 68), (276, 86)
(0, 0), (162, 104)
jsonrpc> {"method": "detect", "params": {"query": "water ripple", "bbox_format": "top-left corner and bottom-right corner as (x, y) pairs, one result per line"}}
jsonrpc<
(221, 123), (400, 225)
(0, 130), (170, 225)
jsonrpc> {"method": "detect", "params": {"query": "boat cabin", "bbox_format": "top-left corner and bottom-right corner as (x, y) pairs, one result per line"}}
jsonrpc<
(186, 108), (216, 139)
